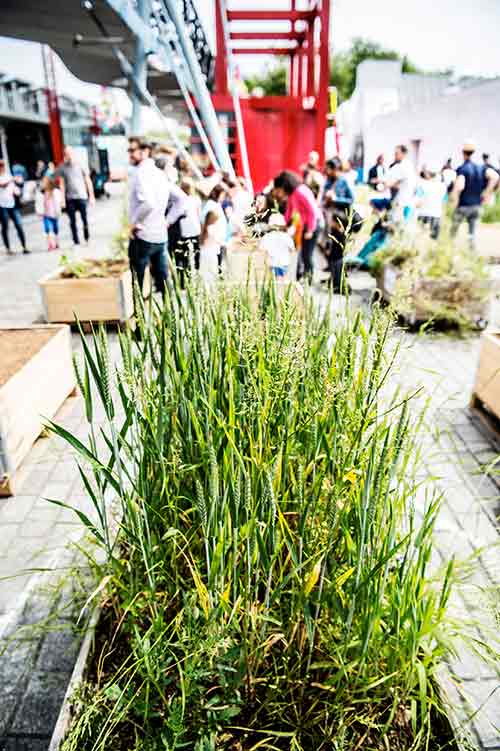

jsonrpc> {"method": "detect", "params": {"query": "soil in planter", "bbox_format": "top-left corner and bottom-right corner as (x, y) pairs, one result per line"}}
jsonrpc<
(59, 258), (129, 280)
(0, 329), (56, 388)
(67, 603), (458, 751)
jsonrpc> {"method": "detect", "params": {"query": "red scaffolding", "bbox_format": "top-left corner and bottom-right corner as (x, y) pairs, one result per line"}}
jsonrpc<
(209, 0), (330, 189)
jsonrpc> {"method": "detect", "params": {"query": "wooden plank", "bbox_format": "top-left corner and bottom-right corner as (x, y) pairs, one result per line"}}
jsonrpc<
(0, 325), (76, 493)
(377, 264), (490, 325)
(39, 270), (133, 323)
(472, 331), (500, 420)
(0, 473), (15, 498)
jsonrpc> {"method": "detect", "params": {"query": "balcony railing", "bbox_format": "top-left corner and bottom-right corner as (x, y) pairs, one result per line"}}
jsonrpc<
(0, 84), (48, 123)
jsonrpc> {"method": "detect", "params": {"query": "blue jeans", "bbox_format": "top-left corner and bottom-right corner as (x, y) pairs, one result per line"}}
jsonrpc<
(272, 266), (288, 278)
(0, 206), (26, 251)
(128, 237), (168, 295)
(66, 198), (88, 244)
(43, 216), (59, 235)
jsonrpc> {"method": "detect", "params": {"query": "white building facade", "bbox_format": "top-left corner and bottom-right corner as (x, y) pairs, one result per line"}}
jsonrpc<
(337, 60), (500, 177)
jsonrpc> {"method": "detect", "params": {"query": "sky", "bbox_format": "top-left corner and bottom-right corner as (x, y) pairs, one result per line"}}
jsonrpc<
(203, 0), (500, 79)
(0, 0), (499, 105)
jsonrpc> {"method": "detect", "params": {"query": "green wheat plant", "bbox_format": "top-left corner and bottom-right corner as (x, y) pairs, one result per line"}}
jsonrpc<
(51, 278), (460, 750)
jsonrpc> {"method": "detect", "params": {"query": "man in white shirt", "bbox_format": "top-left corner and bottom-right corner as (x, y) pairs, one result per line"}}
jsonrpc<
(386, 144), (417, 223)
(128, 138), (169, 295)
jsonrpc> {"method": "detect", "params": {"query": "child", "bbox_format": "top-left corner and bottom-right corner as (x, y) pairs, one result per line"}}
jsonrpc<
(38, 176), (62, 250)
(416, 168), (447, 239)
(200, 210), (225, 285)
(178, 178), (202, 283)
(258, 213), (295, 278)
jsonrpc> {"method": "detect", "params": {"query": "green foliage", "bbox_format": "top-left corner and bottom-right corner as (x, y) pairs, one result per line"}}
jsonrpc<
(371, 232), (490, 328)
(482, 193), (500, 224)
(245, 62), (288, 96)
(55, 281), (459, 750)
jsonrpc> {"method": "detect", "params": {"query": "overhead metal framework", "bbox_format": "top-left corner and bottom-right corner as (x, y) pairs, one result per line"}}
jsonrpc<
(0, 0), (233, 171)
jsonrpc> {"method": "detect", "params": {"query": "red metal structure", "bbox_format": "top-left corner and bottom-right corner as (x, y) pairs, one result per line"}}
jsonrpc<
(209, 0), (330, 190)
(42, 45), (64, 165)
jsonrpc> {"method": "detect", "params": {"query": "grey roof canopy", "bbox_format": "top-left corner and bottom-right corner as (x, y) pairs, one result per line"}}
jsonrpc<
(1, 0), (138, 87)
(1, 0), (233, 171)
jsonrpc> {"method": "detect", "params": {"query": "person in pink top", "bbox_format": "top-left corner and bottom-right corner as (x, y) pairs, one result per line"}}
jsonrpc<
(273, 170), (320, 282)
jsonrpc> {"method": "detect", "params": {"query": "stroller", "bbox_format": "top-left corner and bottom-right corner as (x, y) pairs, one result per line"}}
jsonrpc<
(90, 169), (109, 199)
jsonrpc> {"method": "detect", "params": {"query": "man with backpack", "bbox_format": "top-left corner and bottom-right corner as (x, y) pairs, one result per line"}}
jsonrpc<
(450, 142), (498, 249)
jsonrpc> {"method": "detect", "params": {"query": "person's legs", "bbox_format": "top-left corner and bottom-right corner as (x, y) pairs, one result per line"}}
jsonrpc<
(465, 206), (480, 249)
(0, 207), (10, 251)
(298, 228), (318, 281)
(52, 217), (60, 247)
(9, 208), (27, 250)
(128, 237), (149, 292)
(77, 199), (89, 242)
(185, 236), (200, 271)
(149, 242), (168, 296)
(430, 217), (440, 240)
(450, 207), (464, 239)
(328, 233), (347, 291)
(173, 246), (187, 289)
(66, 199), (79, 244)
(43, 216), (52, 249)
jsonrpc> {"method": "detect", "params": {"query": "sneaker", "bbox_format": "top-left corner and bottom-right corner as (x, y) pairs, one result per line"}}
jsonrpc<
(23, 248), (31, 254)
(6, 248), (14, 255)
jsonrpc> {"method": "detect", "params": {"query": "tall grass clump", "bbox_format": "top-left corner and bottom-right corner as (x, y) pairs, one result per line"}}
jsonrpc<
(53, 281), (457, 751)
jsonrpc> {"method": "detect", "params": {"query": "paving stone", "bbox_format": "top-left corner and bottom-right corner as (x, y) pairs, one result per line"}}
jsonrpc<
(17, 468), (54, 498)
(0, 498), (37, 526)
(441, 485), (480, 517)
(10, 670), (69, 736)
(0, 736), (51, 751)
(0, 637), (38, 735)
(36, 626), (81, 674)
(18, 517), (58, 541)
(465, 678), (500, 750)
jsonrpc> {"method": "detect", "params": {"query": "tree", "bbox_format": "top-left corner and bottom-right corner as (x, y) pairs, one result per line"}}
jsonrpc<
(245, 63), (287, 96)
(330, 37), (422, 103)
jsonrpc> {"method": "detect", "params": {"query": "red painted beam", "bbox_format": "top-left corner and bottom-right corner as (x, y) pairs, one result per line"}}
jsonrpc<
(230, 31), (303, 41)
(315, 0), (330, 157)
(227, 10), (315, 21)
(233, 47), (296, 55)
(215, 0), (229, 96)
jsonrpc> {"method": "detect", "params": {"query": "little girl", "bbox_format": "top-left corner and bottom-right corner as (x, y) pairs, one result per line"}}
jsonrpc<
(38, 176), (62, 250)
(199, 210), (225, 286)
(258, 213), (295, 277)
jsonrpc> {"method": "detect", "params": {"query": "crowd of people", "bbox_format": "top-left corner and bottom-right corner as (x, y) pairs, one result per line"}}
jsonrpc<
(126, 137), (500, 298)
(360, 142), (500, 263)
(0, 148), (96, 254)
(127, 137), (253, 295)
(2, 135), (499, 300)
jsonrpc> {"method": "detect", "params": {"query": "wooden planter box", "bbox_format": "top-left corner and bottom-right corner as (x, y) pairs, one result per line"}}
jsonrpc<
(471, 331), (500, 421)
(377, 263), (490, 326)
(0, 325), (76, 496)
(39, 269), (134, 324)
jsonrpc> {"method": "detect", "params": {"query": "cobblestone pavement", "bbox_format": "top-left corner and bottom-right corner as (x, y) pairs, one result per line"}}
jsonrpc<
(0, 207), (499, 749)
(392, 328), (500, 751)
(0, 191), (123, 750)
